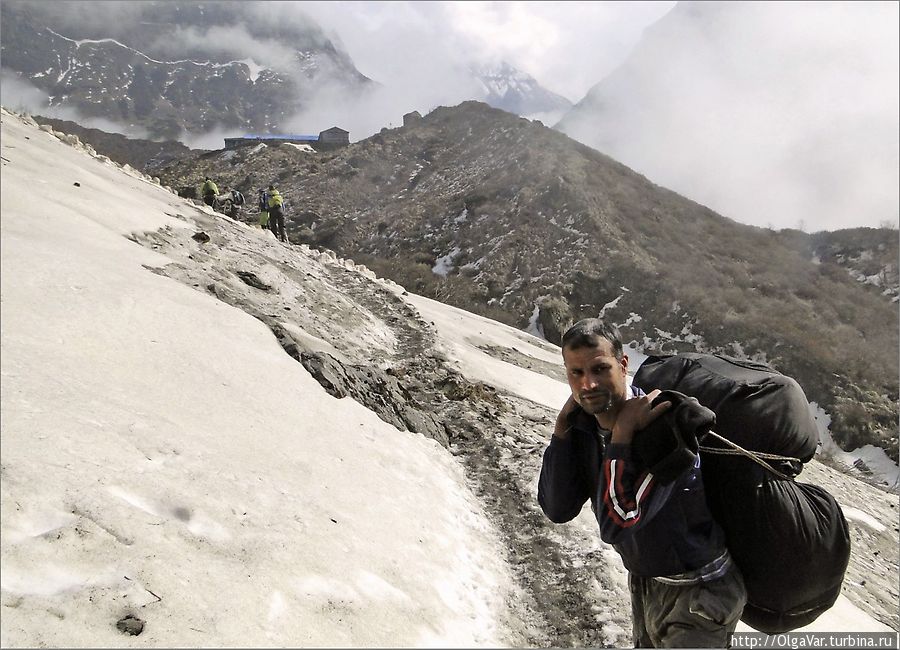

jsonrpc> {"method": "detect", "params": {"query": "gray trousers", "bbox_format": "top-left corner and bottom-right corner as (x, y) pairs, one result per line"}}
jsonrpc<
(629, 566), (747, 648)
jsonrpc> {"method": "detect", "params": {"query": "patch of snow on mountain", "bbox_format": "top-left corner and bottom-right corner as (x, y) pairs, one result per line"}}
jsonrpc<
(432, 247), (460, 277)
(284, 143), (316, 153)
(840, 507), (887, 533)
(237, 58), (266, 82)
(526, 303), (545, 339)
(811, 403), (900, 489)
(598, 294), (622, 318)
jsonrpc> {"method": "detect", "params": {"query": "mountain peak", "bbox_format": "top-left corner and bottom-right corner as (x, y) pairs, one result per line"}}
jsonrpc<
(468, 60), (572, 121)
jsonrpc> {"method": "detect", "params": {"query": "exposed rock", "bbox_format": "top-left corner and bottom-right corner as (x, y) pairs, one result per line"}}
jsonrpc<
(235, 271), (271, 291)
(116, 615), (144, 636)
(299, 351), (448, 446)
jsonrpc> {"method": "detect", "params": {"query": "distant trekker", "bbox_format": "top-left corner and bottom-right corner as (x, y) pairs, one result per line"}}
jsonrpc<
(267, 184), (287, 243)
(257, 188), (270, 231)
(201, 177), (218, 207)
(223, 186), (245, 219)
(230, 187), (245, 208)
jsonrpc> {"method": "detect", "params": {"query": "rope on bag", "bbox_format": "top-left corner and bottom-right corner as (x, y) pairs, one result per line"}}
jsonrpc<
(699, 430), (802, 481)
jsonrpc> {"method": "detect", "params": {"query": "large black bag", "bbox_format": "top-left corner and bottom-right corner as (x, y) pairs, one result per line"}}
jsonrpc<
(633, 353), (851, 633)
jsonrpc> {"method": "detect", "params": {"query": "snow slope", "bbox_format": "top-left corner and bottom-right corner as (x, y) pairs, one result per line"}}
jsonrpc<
(0, 110), (529, 647)
(1, 107), (896, 647)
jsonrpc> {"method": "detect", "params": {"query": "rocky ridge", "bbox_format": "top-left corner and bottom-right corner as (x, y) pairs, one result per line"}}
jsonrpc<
(31, 115), (202, 170)
(148, 101), (899, 464)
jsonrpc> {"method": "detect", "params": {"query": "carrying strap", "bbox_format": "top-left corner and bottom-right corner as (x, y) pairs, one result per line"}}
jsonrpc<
(700, 430), (802, 481)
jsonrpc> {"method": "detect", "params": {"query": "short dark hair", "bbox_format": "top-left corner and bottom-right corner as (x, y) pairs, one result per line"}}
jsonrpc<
(561, 318), (623, 359)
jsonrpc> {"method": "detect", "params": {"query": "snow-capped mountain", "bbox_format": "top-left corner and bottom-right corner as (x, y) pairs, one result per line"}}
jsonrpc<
(471, 61), (572, 122)
(0, 1), (373, 140)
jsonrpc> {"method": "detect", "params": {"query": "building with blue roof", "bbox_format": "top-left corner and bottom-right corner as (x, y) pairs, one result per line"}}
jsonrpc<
(224, 127), (349, 151)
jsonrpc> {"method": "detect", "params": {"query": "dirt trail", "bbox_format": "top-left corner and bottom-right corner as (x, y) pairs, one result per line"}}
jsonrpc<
(130, 203), (899, 644)
(129, 205), (634, 646)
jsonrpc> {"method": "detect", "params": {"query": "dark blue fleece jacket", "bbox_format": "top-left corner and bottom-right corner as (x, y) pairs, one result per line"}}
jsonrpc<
(537, 386), (727, 577)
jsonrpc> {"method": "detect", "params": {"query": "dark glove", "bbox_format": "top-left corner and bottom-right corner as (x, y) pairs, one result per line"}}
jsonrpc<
(632, 390), (716, 484)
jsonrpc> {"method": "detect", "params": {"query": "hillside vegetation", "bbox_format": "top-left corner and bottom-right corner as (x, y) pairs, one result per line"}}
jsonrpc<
(149, 101), (898, 461)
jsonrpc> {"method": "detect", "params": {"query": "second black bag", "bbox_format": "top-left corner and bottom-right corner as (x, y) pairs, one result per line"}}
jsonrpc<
(633, 353), (851, 633)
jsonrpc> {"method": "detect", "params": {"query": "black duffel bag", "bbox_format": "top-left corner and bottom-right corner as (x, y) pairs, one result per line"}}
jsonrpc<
(633, 353), (851, 633)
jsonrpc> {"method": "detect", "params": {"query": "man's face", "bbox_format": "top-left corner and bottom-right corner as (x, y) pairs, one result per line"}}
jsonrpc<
(562, 341), (629, 416)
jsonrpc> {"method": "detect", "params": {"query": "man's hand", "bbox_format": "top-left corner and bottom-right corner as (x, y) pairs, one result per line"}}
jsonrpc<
(553, 395), (580, 440)
(610, 388), (672, 444)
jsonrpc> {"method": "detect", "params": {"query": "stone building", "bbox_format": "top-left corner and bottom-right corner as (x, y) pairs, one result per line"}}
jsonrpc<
(316, 127), (350, 148)
(403, 111), (422, 126)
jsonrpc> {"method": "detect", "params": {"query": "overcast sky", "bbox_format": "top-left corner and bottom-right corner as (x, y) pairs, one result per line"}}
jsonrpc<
(554, 1), (899, 231)
(298, 1), (676, 103)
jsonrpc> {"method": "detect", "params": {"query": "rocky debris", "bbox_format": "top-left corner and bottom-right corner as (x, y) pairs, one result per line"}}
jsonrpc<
(478, 344), (567, 383)
(235, 270), (271, 291)
(191, 232), (210, 243)
(438, 374), (506, 409)
(299, 351), (448, 446)
(115, 614), (144, 636)
(120, 202), (640, 645)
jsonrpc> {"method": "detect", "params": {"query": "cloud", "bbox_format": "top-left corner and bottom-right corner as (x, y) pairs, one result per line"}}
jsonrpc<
(558, 1), (899, 231)
(146, 25), (300, 72)
(15, 1), (894, 231)
(299, 1), (675, 103)
(438, 1), (677, 102)
(0, 70), (49, 114)
(3, 1), (673, 146)
(267, 2), (491, 140)
(0, 69), (151, 139)
(279, 1), (665, 141)
(13, 0), (148, 38)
